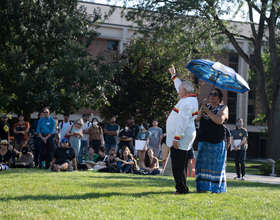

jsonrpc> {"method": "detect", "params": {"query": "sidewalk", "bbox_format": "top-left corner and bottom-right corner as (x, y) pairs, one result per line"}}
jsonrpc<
(226, 172), (280, 185)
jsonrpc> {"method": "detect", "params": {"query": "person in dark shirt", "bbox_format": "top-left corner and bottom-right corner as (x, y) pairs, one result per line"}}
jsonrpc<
(0, 140), (11, 171)
(118, 121), (134, 156)
(50, 138), (77, 172)
(29, 112), (45, 167)
(128, 116), (140, 156)
(0, 114), (10, 141)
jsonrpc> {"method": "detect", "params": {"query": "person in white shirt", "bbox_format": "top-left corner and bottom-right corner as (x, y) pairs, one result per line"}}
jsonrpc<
(58, 113), (72, 140)
(166, 65), (198, 194)
(78, 114), (92, 164)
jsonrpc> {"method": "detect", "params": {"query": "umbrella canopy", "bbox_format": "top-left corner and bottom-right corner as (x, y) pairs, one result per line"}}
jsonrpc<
(186, 59), (250, 93)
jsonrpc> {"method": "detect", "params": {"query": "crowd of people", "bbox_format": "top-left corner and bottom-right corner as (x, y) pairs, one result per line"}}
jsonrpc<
(0, 109), (172, 175)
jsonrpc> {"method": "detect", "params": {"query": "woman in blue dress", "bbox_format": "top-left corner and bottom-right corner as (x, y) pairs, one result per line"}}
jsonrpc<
(195, 88), (229, 193)
(65, 119), (84, 162)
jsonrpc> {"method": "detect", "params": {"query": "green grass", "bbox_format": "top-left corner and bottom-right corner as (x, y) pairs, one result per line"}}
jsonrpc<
(1, 169), (279, 219)
(226, 160), (263, 175)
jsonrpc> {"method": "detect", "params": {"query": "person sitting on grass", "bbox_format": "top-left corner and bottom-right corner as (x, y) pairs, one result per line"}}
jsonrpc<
(15, 146), (34, 168)
(88, 147), (114, 172)
(50, 138), (77, 172)
(105, 147), (117, 172)
(85, 146), (99, 170)
(8, 144), (19, 168)
(0, 140), (11, 171)
(115, 146), (134, 173)
(140, 148), (160, 175)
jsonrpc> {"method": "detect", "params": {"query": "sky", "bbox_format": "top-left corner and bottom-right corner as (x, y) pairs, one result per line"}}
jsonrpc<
(82, 0), (260, 23)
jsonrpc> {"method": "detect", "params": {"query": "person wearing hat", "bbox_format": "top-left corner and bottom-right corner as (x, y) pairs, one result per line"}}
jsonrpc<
(13, 113), (30, 151)
(50, 138), (77, 172)
(0, 114), (10, 141)
(15, 146), (34, 168)
(0, 140), (11, 171)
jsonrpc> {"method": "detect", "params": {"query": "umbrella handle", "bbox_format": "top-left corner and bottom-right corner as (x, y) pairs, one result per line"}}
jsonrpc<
(207, 72), (220, 99)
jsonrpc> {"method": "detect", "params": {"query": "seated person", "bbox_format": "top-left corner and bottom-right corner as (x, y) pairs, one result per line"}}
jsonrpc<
(115, 146), (134, 173)
(15, 146), (34, 168)
(105, 147), (117, 172)
(91, 147), (114, 173)
(85, 146), (99, 170)
(0, 140), (11, 171)
(50, 138), (77, 172)
(8, 144), (19, 168)
(117, 122), (134, 156)
(140, 148), (160, 175)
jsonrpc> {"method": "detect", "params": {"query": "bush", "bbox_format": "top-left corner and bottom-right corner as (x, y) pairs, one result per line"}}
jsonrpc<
(260, 162), (272, 176)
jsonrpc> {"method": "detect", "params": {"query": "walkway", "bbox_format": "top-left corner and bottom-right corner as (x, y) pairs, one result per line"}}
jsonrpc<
(226, 172), (280, 185)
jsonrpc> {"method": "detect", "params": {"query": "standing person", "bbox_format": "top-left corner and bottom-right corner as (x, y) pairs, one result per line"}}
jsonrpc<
(166, 65), (198, 195)
(195, 88), (228, 193)
(54, 118), (61, 150)
(65, 118), (83, 162)
(79, 114), (91, 164)
(186, 147), (195, 177)
(136, 122), (150, 168)
(104, 116), (120, 155)
(29, 112), (45, 167)
(0, 114), (10, 141)
(13, 114), (30, 151)
(231, 118), (248, 180)
(161, 126), (169, 169)
(87, 118), (104, 153)
(58, 112), (72, 140)
(128, 116), (140, 156)
(148, 119), (162, 158)
(37, 107), (56, 169)
(118, 121), (134, 156)
(0, 140), (11, 171)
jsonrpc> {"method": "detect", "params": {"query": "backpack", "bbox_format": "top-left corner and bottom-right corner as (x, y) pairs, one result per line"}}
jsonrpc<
(60, 121), (72, 129)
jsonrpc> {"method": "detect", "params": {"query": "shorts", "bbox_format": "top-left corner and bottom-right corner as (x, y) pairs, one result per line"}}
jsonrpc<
(161, 143), (170, 160)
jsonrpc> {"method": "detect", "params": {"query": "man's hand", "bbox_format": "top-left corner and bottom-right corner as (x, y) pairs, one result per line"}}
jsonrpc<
(169, 65), (176, 77)
(173, 140), (179, 149)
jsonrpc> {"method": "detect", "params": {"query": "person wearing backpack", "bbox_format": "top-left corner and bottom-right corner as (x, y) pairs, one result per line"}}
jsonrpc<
(58, 112), (72, 140)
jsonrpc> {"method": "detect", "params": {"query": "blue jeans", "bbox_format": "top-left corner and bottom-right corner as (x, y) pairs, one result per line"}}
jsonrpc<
(117, 160), (132, 173)
(79, 140), (88, 163)
(105, 143), (117, 155)
(234, 150), (246, 178)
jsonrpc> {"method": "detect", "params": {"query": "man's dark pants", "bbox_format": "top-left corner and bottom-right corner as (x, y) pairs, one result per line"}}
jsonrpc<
(234, 150), (246, 178)
(171, 146), (189, 194)
(39, 135), (53, 169)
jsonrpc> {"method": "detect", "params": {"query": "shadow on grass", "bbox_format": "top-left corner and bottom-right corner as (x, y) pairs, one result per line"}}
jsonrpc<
(0, 190), (199, 202)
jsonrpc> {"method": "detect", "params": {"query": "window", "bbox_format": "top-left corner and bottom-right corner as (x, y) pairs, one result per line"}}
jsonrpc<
(107, 40), (118, 51)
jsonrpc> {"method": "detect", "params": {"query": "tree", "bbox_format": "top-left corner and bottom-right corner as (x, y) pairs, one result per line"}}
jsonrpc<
(117, 0), (280, 159)
(0, 0), (116, 119)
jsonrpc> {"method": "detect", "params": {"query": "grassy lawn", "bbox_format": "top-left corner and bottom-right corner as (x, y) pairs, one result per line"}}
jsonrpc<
(226, 160), (263, 175)
(1, 169), (279, 219)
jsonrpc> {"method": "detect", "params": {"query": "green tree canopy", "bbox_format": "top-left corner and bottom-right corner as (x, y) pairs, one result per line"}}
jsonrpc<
(114, 0), (280, 159)
(0, 0), (116, 117)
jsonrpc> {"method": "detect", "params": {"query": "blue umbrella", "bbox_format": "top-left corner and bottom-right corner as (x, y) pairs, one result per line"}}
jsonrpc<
(186, 59), (250, 94)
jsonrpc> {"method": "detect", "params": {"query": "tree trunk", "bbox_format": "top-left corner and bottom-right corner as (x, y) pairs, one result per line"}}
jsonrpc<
(267, 93), (280, 160)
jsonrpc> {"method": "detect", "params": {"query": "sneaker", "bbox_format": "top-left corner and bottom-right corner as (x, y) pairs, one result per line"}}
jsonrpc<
(234, 176), (240, 180)
(241, 176), (246, 180)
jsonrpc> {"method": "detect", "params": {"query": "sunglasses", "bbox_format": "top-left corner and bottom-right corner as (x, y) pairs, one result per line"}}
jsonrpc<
(209, 93), (218, 97)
